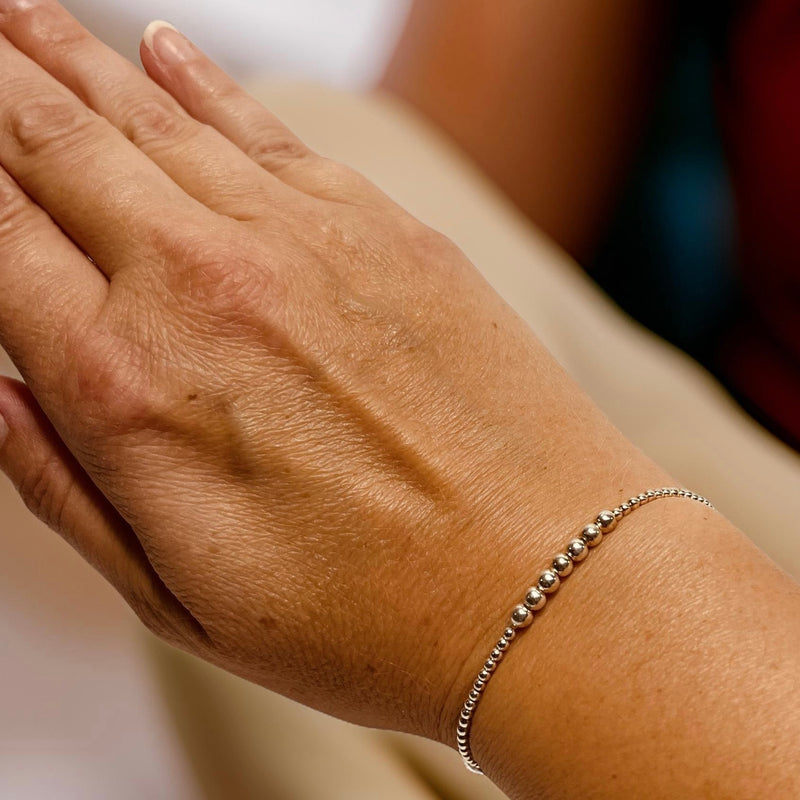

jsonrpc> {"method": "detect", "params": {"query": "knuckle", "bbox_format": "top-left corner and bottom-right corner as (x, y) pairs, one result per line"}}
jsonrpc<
(160, 231), (282, 323)
(405, 220), (458, 262)
(5, 91), (96, 158)
(306, 158), (367, 198)
(248, 131), (309, 170)
(65, 329), (167, 437)
(121, 96), (190, 148)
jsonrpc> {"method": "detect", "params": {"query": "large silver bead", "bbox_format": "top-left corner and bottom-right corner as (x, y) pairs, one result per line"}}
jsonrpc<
(552, 553), (573, 577)
(524, 586), (546, 610)
(596, 510), (617, 532)
(510, 604), (533, 628)
(538, 569), (560, 593)
(582, 523), (603, 547)
(566, 538), (588, 562)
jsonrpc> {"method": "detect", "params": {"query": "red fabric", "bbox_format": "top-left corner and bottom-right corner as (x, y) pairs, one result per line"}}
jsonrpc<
(717, 0), (800, 446)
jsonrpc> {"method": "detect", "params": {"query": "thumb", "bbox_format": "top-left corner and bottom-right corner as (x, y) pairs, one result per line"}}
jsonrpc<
(0, 375), (209, 649)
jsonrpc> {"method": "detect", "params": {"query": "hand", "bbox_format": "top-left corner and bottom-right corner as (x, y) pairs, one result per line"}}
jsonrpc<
(0, 1), (655, 744)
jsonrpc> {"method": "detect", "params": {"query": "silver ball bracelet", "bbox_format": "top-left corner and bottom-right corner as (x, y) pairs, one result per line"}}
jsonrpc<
(457, 487), (715, 774)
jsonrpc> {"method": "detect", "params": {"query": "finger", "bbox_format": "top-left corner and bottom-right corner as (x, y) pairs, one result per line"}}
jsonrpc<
(0, 31), (221, 278)
(0, 162), (106, 396)
(141, 21), (381, 204)
(0, 0), (289, 220)
(0, 376), (209, 649)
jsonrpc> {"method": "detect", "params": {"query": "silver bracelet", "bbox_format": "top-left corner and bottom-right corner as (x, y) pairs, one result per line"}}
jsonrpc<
(457, 487), (715, 774)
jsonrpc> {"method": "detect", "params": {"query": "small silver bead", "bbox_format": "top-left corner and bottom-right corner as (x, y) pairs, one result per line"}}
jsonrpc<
(511, 604), (533, 628)
(469, 689), (480, 701)
(613, 507), (624, 520)
(491, 648), (502, 660)
(503, 627), (516, 641)
(465, 699), (476, 710)
(484, 659), (496, 673)
(646, 490), (656, 500)
(552, 553), (574, 577)
(478, 668), (490, 681)
(460, 709), (471, 721)
(582, 523), (603, 547)
(497, 638), (509, 652)
(620, 502), (632, 516)
(524, 586), (546, 610)
(654, 489), (664, 497)
(638, 493), (647, 504)
(596, 510), (617, 532)
(566, 538), (588, 562)
(473, 679), (485, 692)
(628, 496), (640, 509)
(538, 569), (560, 593)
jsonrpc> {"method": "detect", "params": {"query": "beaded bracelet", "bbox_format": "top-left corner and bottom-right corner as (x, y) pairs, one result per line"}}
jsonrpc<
(457, 487), (715, 774)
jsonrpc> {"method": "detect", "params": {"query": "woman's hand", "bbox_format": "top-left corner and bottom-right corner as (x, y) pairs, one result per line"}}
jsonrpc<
(4, 7), (800, 797)
(0, 1), (656, 743)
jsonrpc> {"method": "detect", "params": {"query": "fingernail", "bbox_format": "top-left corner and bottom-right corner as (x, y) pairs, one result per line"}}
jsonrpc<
(143, 20), (192, 66)
(0, 411), (8, 450)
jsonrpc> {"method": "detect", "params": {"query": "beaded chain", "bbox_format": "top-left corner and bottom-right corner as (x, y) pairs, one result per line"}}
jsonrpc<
(457, 487), (715, 774)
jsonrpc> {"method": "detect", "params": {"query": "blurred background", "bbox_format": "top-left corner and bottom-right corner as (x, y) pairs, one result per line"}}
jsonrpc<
(61, 0), (410, 87)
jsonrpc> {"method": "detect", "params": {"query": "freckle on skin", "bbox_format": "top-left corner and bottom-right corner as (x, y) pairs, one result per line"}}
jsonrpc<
(187, 393), (198, 401)
(259, 615), (277, 631)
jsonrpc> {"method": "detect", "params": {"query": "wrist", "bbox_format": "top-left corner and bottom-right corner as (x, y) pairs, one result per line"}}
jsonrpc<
(427, 437), (670, 745)
(440, 489), (800, 798)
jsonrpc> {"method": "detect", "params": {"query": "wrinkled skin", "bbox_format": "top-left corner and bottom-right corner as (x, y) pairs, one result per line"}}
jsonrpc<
(0, 2), (646, 745)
